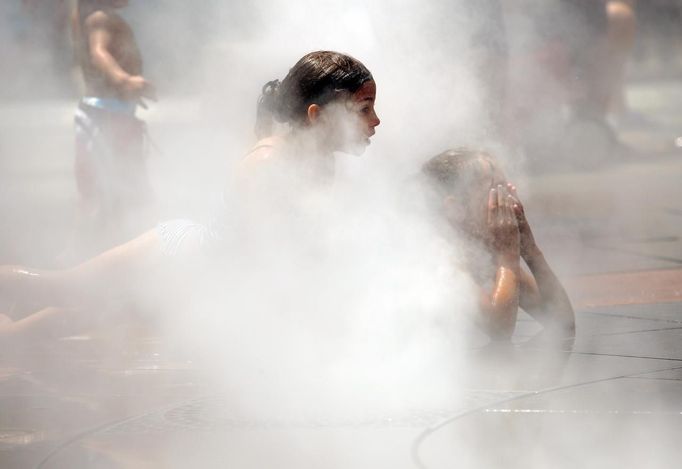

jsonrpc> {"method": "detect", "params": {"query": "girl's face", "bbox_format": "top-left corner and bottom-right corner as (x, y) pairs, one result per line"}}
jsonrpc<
(321, 80), (381, 155)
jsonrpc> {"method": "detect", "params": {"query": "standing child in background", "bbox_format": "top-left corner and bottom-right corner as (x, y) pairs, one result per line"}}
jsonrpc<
(71, 0), (157, 256)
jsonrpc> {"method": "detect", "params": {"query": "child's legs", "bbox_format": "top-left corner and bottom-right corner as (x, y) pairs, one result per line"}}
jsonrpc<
(0, 229), (162, 315)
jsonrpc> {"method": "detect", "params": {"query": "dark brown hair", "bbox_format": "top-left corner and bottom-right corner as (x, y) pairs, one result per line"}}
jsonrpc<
(255, 51), (373, 138)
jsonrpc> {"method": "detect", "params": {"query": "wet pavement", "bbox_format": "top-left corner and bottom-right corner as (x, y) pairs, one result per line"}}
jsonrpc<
(4, 301), (681, 468)
(2, 80), (682, 468)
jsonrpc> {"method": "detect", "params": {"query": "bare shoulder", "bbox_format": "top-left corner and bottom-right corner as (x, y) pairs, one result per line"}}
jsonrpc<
(244, 137), (281, 160)
(235, 136), (287, 184)
(83, 9), (123, 32)
(241, 136), (282, 167)
(83, 10), (111, 28)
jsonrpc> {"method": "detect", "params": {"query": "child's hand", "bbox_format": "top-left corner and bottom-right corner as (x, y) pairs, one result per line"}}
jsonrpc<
(507, 183), (538, 259)
(123, 75), (157, 102)
(487, 184), (520, 259)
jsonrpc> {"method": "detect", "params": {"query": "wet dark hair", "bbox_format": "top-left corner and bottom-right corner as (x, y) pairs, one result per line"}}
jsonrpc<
(255, 51), (373, 139)
(421, 148), (495, 197)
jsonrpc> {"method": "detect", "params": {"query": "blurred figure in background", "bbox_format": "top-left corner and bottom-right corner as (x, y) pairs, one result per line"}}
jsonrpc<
(503, 0), (639, 170)
(566, 1), (637, 125)
(0, 0), (73, 98)
(69, 0), (157, 259)
(22, 0), (72, 88)
(465, 0), (509, 139)
(605, 0), (638, 120)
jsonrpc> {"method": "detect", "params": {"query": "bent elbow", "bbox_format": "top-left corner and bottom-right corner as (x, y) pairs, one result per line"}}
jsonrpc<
(550, 314), (576, 339)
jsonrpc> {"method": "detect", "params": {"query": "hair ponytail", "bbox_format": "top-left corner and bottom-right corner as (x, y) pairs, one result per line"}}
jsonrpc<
(254, 79), (281, 139)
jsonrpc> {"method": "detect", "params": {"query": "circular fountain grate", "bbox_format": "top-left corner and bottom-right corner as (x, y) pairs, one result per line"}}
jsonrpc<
(99, 390), (525, 435)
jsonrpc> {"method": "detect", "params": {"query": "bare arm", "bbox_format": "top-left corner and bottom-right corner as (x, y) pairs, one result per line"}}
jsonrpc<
(476, 185), (521, 340)
(478, 255), (520, 340)
(519, 250), (576, 335)
(510, 184), (575, 335)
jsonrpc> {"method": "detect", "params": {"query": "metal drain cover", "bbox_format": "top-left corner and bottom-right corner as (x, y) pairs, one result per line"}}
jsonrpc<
(99, 390), (527, 435)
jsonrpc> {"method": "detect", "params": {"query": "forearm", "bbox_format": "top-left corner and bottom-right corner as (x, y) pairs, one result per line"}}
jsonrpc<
(524, 247), (575, 332)
(485, 254), (520, 340)
(91, 47), (133, 88)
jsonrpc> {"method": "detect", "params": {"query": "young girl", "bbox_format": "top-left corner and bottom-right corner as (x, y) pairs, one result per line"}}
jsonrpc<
(421, 148), (575, 340)
(248, 50), (379, 176)
(0, 51), (380, 342)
